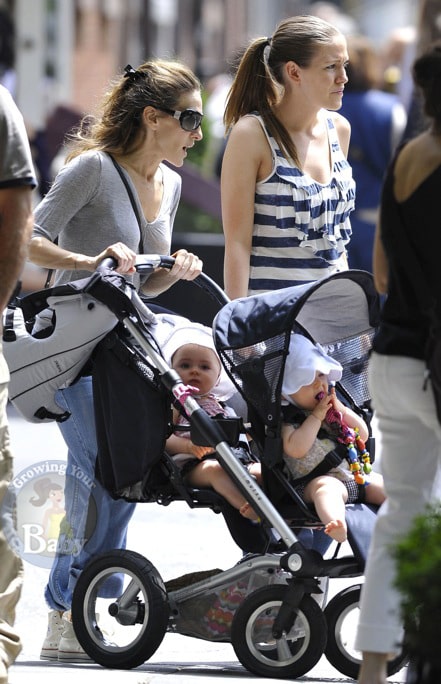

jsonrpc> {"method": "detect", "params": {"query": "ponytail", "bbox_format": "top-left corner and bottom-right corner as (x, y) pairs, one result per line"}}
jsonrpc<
(224, 37), (277, 131)
(224, 15), (341, 165)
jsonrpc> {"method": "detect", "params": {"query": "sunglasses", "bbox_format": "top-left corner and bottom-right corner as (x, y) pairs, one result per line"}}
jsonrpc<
(156, 107), (203, 131)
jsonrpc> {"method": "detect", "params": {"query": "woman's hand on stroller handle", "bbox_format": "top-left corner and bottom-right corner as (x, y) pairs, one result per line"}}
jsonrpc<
(135, 254), (175, 274)
(97, 252), (229, 307)
(96, 254), (175, 275)
(135, 252), (203, 278)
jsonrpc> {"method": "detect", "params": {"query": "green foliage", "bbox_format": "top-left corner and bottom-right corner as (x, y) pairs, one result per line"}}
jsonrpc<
(174, 89), (223, 234)
(393, 504), (441, 663)
(174, 201), (222, 234)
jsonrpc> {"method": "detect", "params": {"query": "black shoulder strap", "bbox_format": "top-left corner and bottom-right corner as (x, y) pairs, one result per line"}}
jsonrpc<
(42, 236), (59, 290)
(292, 443), (347, 487)
(281, 404), (306, 425)
(109, 154), (144, 253)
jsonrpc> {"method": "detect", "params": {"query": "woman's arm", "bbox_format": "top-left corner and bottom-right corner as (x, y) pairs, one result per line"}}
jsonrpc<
(221, 118), (267, 299)
(372, 221), (388, 294)
(29, 236), (137, 275)
(30, 153), (138, 276)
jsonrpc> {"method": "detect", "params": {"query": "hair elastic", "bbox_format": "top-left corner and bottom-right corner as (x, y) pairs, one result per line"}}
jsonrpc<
(123, 64), (140, 81)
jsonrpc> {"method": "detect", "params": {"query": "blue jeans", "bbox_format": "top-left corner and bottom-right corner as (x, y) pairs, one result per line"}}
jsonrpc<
(45, 376), (136, 611)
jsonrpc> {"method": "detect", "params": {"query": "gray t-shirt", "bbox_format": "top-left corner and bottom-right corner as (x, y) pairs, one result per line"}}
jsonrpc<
(33, 150), (181, 290)
(0, 86), (36, 189)
(0, 85), (36, 382)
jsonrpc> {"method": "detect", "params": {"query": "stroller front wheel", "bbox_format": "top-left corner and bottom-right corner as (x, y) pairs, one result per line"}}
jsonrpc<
(230, 584), (327, 678)
(324, 583), (408, 679)
(71, 549), (169, 669)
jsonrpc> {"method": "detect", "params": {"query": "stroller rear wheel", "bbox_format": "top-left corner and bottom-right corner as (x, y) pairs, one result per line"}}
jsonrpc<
(230, 584), (327, 678)
(71, 549), (169, 669)
(324, 584), (408, 679)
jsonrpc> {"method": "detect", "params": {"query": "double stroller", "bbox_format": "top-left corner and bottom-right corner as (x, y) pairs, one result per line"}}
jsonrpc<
(5, 256), (408, 679)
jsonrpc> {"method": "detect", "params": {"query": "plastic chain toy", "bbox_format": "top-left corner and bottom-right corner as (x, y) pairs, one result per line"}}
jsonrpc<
(319, 394), (372, 485)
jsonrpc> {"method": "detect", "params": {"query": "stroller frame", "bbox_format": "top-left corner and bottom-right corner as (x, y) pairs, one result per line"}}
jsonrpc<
(28, 256), (406, 679)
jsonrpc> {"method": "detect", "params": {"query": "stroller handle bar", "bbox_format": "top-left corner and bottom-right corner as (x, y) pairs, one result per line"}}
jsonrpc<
(98, 254), (229, 308)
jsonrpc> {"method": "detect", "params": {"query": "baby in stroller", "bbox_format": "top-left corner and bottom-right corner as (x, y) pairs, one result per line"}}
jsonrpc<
(162, 323), (261, 522)
(281, 334), (386, 543)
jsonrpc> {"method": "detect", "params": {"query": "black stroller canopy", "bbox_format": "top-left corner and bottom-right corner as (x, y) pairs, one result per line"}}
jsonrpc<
(213, 271), (380, 427)
(213, 270), (379, 349)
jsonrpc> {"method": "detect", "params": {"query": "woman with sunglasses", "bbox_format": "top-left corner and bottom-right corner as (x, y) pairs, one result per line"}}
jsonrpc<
(28, 59), (204, 663)
(221, 15), (355, 299)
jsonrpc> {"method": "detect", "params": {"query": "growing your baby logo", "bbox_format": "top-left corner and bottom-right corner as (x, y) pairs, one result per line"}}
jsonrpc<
(3, 459), (97, 569)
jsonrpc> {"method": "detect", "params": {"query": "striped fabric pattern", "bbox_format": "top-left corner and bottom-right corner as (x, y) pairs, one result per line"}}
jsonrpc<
(248, 112), (355, 294)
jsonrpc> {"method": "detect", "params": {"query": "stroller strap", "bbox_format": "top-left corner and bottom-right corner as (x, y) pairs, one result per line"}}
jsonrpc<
(276, 404), (348, 486)
(287, 443), (347, 489)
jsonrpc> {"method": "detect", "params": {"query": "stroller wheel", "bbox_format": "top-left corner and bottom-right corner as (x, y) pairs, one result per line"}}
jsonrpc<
(324, 584), (408, 679)
(231, 584), (327, 678)
(71, 549), (169, 669)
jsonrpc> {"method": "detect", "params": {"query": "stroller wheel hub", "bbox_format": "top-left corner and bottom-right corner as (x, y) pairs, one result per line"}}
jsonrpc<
(107, 599), (144, 626)
(287, 553), (303, 572)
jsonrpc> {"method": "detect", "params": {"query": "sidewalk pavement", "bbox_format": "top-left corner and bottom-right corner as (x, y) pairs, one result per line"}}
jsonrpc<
(9, 644), (408, 684)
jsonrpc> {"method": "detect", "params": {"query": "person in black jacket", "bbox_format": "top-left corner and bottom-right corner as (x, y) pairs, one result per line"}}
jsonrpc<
(355, 41), (441, 684)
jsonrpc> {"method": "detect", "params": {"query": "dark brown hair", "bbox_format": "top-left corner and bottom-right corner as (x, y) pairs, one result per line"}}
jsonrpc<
(29, 477), (63, 507)
(413, 40), (441, 132)
(67, 59), (201, 160)
(223, 15), (341, 164)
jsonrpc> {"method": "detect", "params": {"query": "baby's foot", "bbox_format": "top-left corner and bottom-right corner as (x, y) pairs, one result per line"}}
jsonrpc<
(240, 502), (260, 523)
(324, 519), (347, 543)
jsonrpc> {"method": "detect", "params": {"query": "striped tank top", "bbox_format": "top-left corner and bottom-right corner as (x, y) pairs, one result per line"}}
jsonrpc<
(248, 112), (355, 295)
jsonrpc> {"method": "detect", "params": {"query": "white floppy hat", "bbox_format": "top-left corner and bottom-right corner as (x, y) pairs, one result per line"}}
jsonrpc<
(153, 313), (236, 400)
(281, 333), (343, 401)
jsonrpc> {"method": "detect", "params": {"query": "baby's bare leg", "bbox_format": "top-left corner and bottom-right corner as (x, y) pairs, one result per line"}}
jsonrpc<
(365, 472), (386, 506)
(186, 460), (260, 521)
(303, 476), (348, 542)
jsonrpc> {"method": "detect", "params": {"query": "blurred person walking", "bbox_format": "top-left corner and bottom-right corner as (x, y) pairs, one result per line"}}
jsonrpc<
(355, 41), (441, 683)
(0, 84), (36, 683)
(339, 35), (407, 272)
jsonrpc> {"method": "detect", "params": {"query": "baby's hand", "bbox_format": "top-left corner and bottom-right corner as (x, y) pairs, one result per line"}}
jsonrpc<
(190, 444), (215, 459)
(329, 386), (345, 413)
(311, 392), (332, 423)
